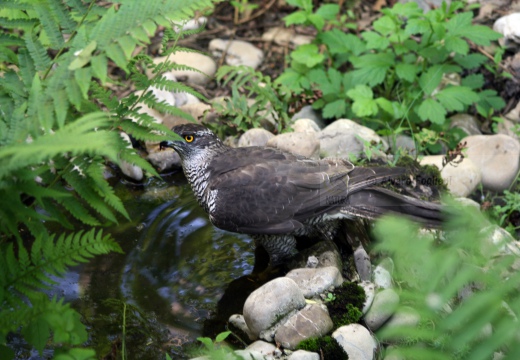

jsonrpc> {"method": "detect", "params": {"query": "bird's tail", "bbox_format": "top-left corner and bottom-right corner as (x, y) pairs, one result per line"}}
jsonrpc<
(341, 187), (443, 227)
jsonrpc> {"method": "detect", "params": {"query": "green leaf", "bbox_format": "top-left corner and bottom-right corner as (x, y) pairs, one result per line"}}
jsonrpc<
(453, 53), (488, 69)
(74, 67), (92, 99)
(350, 53), (395, 86)
(461, 74), (484, 89)
(395, 63), (418, 82)
(347, 85), (378, 117)
(322, 99), (346, 119)
(418, 65), (444, 95)
(69, 41), (97, 70)
(376, 98), (406, 119)
(435, 86), (480, 111)
(307, 13), (325, 30)
(22, 315), (50, 353)
(283, 11), (307, 26)
(315, 4), (339, 20)
(91, 54), (108, 84)
(417, 98), (446, 124)
(215, 331), (231, 343)
(320, 29), (365, 56)
(290, 44), (324, 68)
(373, 15), (396, 36)
(444, 35), (469, 55)
(405, 18), (431, 35)
(362, 31), (390, 50)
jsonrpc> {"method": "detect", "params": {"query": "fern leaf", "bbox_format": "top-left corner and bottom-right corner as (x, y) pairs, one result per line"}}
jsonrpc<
(118, 148), (160, 177)
(32, 1), (64, 49)
(24, 27), (52, 72)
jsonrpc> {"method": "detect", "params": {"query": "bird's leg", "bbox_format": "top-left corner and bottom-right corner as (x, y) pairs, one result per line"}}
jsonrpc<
(253, 234), (298, 266)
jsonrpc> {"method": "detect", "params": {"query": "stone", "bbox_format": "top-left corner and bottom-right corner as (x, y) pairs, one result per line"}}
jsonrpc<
(461, 134), (520, 191)
(209, 39), (264, 69)
(454, 197), (481, 210)
(497, 117), (519, 141)
(234, 349), (268, 360)
(291, 105), (324, 128)
(383, 306), (420, 334)
(373, 264), (392, 290)
(420, 155), (481, 197)
(360, 281), (376, 315)
(238, 128), (275, 147)
(318, 119), (388, 159)
(285, 266), (343, 298)
(243, 277), (306, 338)
(229, 314), (257, 341)
(291, 118), (321, 133)
(493, 13), (520, 46)
(333, 323), (377, 360)
(174, 17), (207, 32)
(266, 132), (320, 158)
(450, 113), (482, 135)
(481, 225), (518, 256)
(386, 135), (416, 155)
(289, 240), (343, 272)
(288, 350), (320, 360)
(152, 53), (216, 85)
(162, 103), (212, 130)
(274, 304), (333, 350)
(118, 132), (144, 181)
(146, 148), (181, 171)
(245, 340), (279, 357)
(354, 245), (371, 282)
(364, 289), (400, 331)
(262, 27), (313, 47)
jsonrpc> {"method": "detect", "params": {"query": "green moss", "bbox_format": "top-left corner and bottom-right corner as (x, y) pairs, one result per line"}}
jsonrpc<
(326, 282), (366, 328)
(296, 335), (347, 359)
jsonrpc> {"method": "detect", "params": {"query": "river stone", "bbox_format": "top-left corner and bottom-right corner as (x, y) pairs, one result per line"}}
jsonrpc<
(497, 117), (519, 141)
(209, 39), (264, 69)
(246, 340), (280, 356)
(266, 132), (320, 159)
(238, 128), (275, 147)
(146, 147), (181, 171)
(450, 113), (482, 135)
(285, 266), (343, 298)
(243, 277), (306, 338)
(333, 323), (377, 360)
(373, 264), (392, 289)
(364, 289), (400, 331)
(386, 134), (416, 155)
(354, 245), (372, 281)
(274, 304), (333, 350)
(291, 105), (324, 128)
(291, 118), (321, 133)
(152, 53), (216, 85)
(493, 13), (520, 46)
(234, 349), (268, 360)
(461, 134), (520, 191)
(229, 314), (257, 340)
(119, 133), (144, 181)
(383, 306), (420, 337)
(360, 281), (376, 315)
(420, 155), (481, 197)
(262, 26), (294, 46)
(289, 240), (343, 272)
(318, 119), (388, 159)
(288, 350), (320, 360)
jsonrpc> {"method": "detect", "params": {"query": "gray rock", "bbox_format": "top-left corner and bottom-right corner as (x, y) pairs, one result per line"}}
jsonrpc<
(291, 118), (321, 133)
(454, 197), (481, 210)
(386, 134), (416, 155)
(450, 113), (482, 135)
(354, 246), (372, 281)
(288, 350), (320, 360)
(152, 53), (216, 85)
(319, 119), (388, 159)
(493, 13), (520, 46)
(461, 134), (520, 191)
(420, 155), (481, 197)
(234, 349), (269, 360)
(373, 265), (392, 290)
(364, 289), (400, 331)
(285, 267), (343, 298)
(262, 27), (313, 47)
(243, 277), (306, 338)
(174, 17), (207, 33)
(229, 314), (257, 341)
(119, 133), (144, 181)
(360, 281), (376, 315)
(306, 256), (319, 268)
(245, 340), (279, 357)
(274, 304), (333, 350)
(333, 323), (377, 360)
(291, 106), (324, 127)
(481, 225), (517, 256)
(238, 128), (275, 147)
(209, 39), (264, 69)
(383, 306), (420, 335)
(266, 132), (320, 158)
(289, 240), (343, 272)
(497, 117), (519, 141)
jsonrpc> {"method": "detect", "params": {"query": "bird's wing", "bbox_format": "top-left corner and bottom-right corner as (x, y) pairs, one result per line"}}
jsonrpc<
(206, 148), (354, 234)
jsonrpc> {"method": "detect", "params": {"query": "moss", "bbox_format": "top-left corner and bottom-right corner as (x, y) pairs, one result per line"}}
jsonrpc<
(296, 335), (347, 359)
(326, 282), (366, 328)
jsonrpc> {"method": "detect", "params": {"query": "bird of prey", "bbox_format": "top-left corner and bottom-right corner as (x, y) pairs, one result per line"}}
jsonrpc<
(160, 123), (442, 265)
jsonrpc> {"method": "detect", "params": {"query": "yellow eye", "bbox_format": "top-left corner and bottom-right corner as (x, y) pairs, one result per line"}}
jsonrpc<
(184, 135), (194, 143)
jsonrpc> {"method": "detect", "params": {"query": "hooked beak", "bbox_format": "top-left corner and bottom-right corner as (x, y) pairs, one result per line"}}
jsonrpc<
(159, 140), (175, 151)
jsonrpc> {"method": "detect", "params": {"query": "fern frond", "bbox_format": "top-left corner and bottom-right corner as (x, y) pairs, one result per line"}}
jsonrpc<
(24, 28), (52, 72)
(118, 148), (160, 177)
(151, 77), (208, 102)
(32, 1), (65, 49)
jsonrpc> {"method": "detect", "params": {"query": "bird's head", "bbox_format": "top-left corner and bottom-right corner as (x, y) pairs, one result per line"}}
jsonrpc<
(160, 123), (225, 161)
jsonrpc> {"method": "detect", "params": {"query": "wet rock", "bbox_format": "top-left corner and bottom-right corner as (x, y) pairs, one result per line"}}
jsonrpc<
(119, 133), (144, 181)
(146, 148), (181, 171)
(229, 314), (257, 341)
(373, 263), (392, 290)
(245, 340), (280, 357)
(262, 27), (313, 47)
(266, 132), (320, 158)
(274, 304), (333, 350)
(289, 240), (343, 272)
(383, 306), (421, 339)
(364, 288), (400, 331)
(319, 119), (388, 159)
(234, 349), (268, 360)
(354, 245), (372, 282)
(454, 197), (481, 210)
(152, 53), (216, 85)
(386, 135), (416, 155)
(360, 281), (376, 315)
(450, 113), (482, 136)
(238, 128), (275, 147)
(285, 267), (343, 298)
(420, 155), (481, 197)
(243, 277), (306, 338)
(333, 323), (377, 360)
(291, 118), (321, 133)
(493, 13), (520, 46)
(461, 134), (520, 191)
(209, 39), (264, 69)
(288, 350), (320, 360)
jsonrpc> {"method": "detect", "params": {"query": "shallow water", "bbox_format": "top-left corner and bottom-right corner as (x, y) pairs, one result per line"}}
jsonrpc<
(22, 174), (256, 359)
